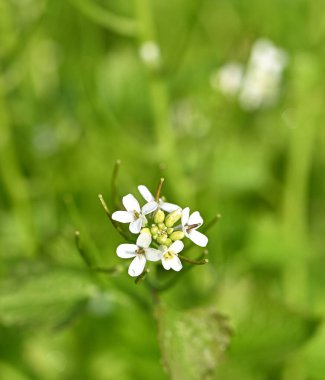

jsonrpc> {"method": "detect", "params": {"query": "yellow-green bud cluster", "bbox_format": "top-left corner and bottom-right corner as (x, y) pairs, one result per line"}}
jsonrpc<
(141, 209), (184, 247)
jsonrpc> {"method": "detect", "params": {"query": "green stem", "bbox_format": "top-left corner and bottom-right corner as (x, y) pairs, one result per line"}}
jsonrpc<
(98, 193), (131, 240)
(282, 55), (319, 309)
(111, 159), (121, 209)
(0, 76), (36, 256)
(155, 177), (165, 202)
(69, 0), (137, 37)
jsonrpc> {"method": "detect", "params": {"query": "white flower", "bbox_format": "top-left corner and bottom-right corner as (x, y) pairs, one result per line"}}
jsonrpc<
(116, 233), (161, 277)
(138, 185), (180, 213)
(181, 207), (208, 247)
(211, 62), (244, 96)
(112, 194), (156, 234)
(139, 41), (161, 68)
(160, 240), (184, 272)
(239, 39), (288, 111)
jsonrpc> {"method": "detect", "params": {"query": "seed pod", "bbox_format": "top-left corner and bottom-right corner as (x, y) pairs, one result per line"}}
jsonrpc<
(165, 208), (182, 228)
(154, 209), (165, 224)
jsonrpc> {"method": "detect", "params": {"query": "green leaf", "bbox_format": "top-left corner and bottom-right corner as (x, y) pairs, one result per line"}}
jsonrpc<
(0, 264), (93, 327)
(157, 305), (232, 380)
(227, 295), (321, 372)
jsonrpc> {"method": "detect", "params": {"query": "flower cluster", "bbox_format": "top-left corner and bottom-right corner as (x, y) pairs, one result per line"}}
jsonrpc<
(112, 184), (208, 277)
(211, 38), (288, 111)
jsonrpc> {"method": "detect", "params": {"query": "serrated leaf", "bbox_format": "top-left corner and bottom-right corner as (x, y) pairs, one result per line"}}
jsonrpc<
(0, 265), (93, 327)
(157, 305), (232, 380)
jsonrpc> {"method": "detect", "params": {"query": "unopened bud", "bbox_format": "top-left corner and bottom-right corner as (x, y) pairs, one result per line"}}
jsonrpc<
(158, 223), (166, 230)
(157, 235), (168, 245)
(165, 238), (172, 246)
(151, 225), (159, 235)
(167, 227), (174, 235)
(141, 228), (151, 235)
(170, 231), (185, 241)
(154, 209), (165, 224)
(165, 208), (182, 227)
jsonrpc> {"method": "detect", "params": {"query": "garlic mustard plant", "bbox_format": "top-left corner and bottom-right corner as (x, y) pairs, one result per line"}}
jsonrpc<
(99, 174), (216, 281)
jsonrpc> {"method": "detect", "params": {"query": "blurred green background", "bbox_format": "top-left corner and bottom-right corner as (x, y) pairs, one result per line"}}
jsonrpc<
(0, 0), (325, 379)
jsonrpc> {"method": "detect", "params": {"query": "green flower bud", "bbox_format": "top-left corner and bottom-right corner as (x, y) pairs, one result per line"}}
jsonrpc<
(151, 226), (159, 235)
(170, 231), (185, 241)
(157, 235), (168, 245)
(167, 227), (174, 235)
(153, 234), (158, 240)
(141, 228), (151, 235)
(154, 209), (165, 224)
(158, 223), (166, 230)
(165, 238), (172, 246)
(165, 208), (182, 228)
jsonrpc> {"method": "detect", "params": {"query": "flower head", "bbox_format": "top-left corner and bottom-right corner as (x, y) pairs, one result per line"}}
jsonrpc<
(116, 233), (161, 277)
(112, 194), (156, 234)
(101, 178), (213, 279)
(138, 185), (180, 213)
(181, 207), (208, 247)
(160, 240), (184, 272)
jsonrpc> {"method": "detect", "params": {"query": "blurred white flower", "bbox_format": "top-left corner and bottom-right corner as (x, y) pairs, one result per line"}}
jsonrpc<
(112, 194), (156, 234)
(181, 207), (208, 247)
(139, 41), (161, 68)
(138, 185), (180, 213)
(212, 38), (288, 111)
(239, 39), (288, 110)
(211, 62), (244, 96)
(117, 233), (161, 277)
(160, 240), (184, 272)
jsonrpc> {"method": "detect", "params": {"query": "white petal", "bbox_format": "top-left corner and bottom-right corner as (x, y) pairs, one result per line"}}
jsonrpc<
(161, 257), (171, 270)
(145, 248), (162, 262)
(112, 211), (134, 223)
(128, 255), (146, 277)
(138, 185), (154, 202)
(160, 201), (180, 213)
(122, 194), (140, 213)
(181, 207), (190, 226)
(116, 244), (137, 258)
(142, 201), (158, 215)
(188, 230), (208, 247)
(129, 218), (143, 234)
(170, 255), (182, 271)
(136, 232), (152, 248)
(169, 240), (184, 254)
(188, 211), (203, 226)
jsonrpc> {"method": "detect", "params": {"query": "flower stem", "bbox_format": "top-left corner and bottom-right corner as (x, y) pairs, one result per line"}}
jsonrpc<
(69, 0), (137, 37)
(135, 269), (150, 284)
(282, 55), (319, 309)
(178, 254), (209, 265)
(202, 214), (222, 233)
(111, 159), (121, 209)
(155, 177), (165, 202)
(98, 193), (130, 240)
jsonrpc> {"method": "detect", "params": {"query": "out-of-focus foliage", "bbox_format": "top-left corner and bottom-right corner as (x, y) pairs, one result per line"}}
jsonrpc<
(0, 0), (324, 379)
